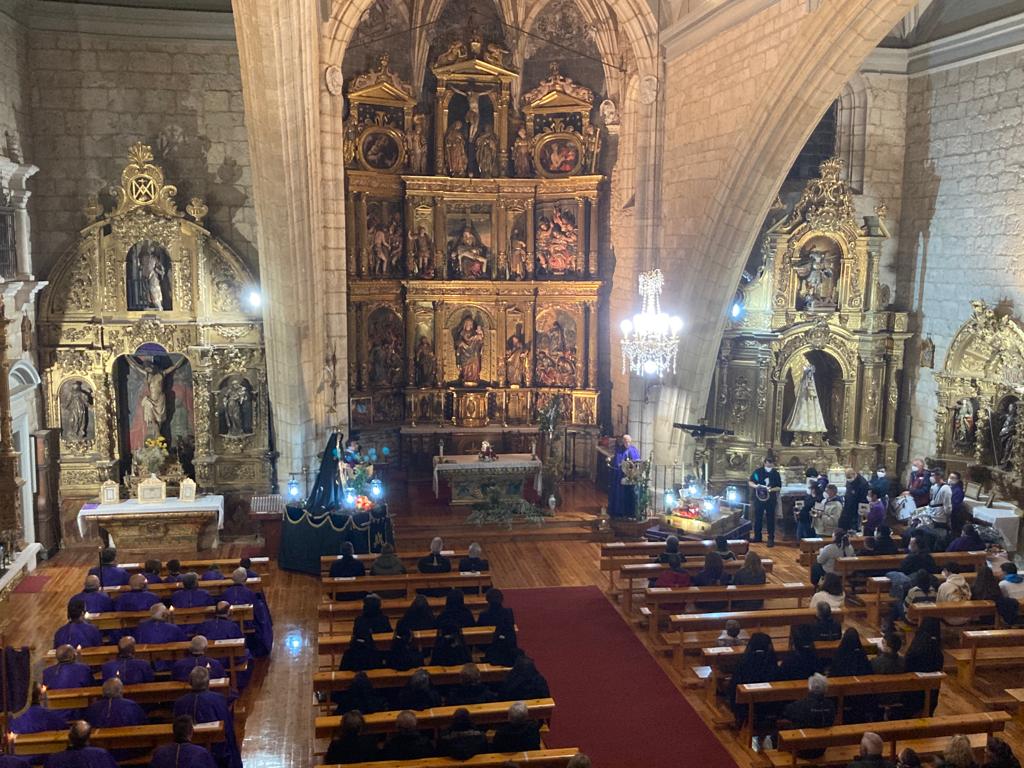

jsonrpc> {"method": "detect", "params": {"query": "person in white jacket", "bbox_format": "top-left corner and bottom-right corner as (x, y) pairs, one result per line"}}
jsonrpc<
(935, 562), (972, 626)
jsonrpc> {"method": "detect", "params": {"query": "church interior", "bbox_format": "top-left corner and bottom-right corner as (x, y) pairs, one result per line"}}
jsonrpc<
(2, 0), (1024, 766)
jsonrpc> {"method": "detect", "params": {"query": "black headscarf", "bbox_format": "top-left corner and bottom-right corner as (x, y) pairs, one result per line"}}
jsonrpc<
(501, 655), (550, 700)
(397, 595), (437, 634)
(340, 627), (382, 671)
(829, 628), (872, 677)
(905, 618), (944, 673)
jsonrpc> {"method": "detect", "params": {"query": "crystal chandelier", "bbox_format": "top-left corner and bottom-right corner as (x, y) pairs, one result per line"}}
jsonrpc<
(619, 269), (682, 377)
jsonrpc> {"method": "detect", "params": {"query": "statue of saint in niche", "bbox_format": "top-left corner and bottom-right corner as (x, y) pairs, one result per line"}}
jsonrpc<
(414, 335), (436, 386)
(508, 229), (528, 279)
(504, 327), (528, 387)
(512, 126), (532, 178)
(475, 128), (500, 178)
(367, 309), (404, 387)
(453, 313), (485, 384)
(408, 225), (434, 278)
(61, 380), (93, 441)
(406, 115), (429, 174)
(999, 401), (1019, 469)
(218, 376), (254, 436)
(444, 120), (469, 177)
(126, 355), (188, 439)
(449, 223), (488, 278)
(127, 241), (171, 311)
(794, 248), (838, 310)
(953, 398), (976, 450)
(784, 363), (829, 442)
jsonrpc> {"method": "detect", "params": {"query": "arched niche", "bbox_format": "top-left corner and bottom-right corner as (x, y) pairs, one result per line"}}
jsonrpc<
(126, 239), (172, 311)
(779, 348), (847, 447)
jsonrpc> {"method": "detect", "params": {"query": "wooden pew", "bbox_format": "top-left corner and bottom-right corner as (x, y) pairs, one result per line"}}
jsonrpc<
(644, 582), (813, 643)
(863, 573), (979, 628)
(320, 748), (581, 768)
(772, 712), (1010, 767)
(736, 672), (946, 742)
(600, 539), (749, 592)
(102, 577), (264, 599)
(318, 626), (501, 667)
(85, 604), (254, 635)
(670, 608), (843, 663)
(618, 558), (774, 615)
(904, 600), (997, 632)
(313, 698), (555, 739)
(321, 551), (461, 577)
(313, 664), (510, 694)
(797, 536), (902, 567)
(44, 678), (230, 710)
(834, 551), (988, 585)
(950, 629), (1024, 687)
(318, 596), (487, 631)
(120, 556), (271, 578)
(320, 572), (491, 602)
(11, 721), (224, 757)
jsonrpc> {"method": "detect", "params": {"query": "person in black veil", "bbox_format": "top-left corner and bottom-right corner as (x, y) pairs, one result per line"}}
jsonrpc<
(354, 594), (392, 636)
(483, 627), (521, 667)
(332, 671), (388, 715)
(340, 626), (382, 672)
(387, 626), (425, 671)
(778, 624), (819, 680)
(437, 590), (475, 629)
(303, 432), (344, 514)
(477, 588), (515, 632)
(501, 655), (550, 701)
(829, 628), (875, 722)
(397, 595), (436, 634)
(430, 622), (472, 667)
(728, 632), (778, 742)
(904, 617), (943, 715)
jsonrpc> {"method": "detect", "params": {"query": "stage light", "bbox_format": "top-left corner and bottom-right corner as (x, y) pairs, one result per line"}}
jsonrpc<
(730, 301), (745, 320)
(246, 290), (261, 309)
(381, 446), (390, 457)
(686, 483), (699, 497)
(369, 478), (383, 500)
(703, 498), (715, 512)
(367, 447), (378, 462)
(284, 631), (303, 656)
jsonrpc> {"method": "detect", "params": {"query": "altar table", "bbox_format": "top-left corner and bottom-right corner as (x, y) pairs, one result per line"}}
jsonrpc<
(972, 503), (1022, 551)
(432, 453), (543, 505)
(77, 496), (225, 552)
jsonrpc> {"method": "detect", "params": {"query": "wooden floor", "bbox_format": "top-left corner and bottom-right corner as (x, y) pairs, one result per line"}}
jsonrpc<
(5, 488), (1024, 767)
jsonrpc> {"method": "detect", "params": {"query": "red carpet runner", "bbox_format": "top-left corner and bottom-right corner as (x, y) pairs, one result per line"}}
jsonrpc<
(505, 585), (737, 768)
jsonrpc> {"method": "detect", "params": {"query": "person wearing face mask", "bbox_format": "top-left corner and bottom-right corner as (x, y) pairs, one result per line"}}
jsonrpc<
(748, 456), (782, 547)
(870, 466), (894, 505)
(902, 458), (931, 509)
(947, 471), (966, 531)
(839, 467), (868, 532)
(815, 484), (843, 537)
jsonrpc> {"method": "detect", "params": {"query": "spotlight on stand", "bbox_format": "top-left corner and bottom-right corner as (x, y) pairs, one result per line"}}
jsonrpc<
(287, 474), (300, 500)
(725, 485), (740, 505)
(369, 478), (383, 501)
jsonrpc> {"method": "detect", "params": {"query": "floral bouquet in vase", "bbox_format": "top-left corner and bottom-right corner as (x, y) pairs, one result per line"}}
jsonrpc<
(133, 436), (169, 476)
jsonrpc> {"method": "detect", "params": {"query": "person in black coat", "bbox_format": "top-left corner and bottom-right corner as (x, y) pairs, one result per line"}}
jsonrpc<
(418, 537), (452, 574)
(353, 594), (392, 636)
(430, 622), (472, 667)
(396, 595), (436, 634)
(866, 525), (899, 555)
(340, 627), (382, 672)
(386, 626), (425, 671)
(458, 543), (489, 573)
(483, 627), (522, 667)
(332, 671), (387, 715)
(778, 624), (820, 680)
(812, 602), (842, 641)
(829, 628), (875, 722)
(477, 588), (515, 632)
(904, 618), (943, 715)
(490, 701), (541, 753)
(330, 542), (367, 601)
(446, 663), (495, 706)
(501, 655), (550, 701)
(439, 708), (488, 760)
(839, 468), (869, 532)
(727, 632), (778, 732)
(381, 711), (434, 760)
(436, 590), (475, 629)
(324, 710), (379, 764)
(397, 669), (442, 711)
(781, 673), (836, 759)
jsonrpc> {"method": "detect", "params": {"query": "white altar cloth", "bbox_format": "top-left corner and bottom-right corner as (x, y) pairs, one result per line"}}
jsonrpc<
(433, 453), (543, 497)
(972, 503), (1022, 551)
(78, 495), (225, 538)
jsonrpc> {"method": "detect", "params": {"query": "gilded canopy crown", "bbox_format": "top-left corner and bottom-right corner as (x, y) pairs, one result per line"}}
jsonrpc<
(774, 156), (856, 236)
(522, 65), (594, 107)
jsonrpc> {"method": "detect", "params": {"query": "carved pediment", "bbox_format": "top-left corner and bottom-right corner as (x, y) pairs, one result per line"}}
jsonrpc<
(522, 66), (594, 110)
(770, 157), (857, 238)
(349, 55), (416, 106)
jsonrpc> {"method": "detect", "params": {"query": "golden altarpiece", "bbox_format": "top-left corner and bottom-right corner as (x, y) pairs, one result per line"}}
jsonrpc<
(704, 158), (910, 487)
(38, 144), (269, 500)
(343, 42), (604, 470)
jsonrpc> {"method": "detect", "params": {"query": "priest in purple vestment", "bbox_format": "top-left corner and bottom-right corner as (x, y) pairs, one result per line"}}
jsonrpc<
(87, 548), (130, 587)
(134, 604), (187, 645)
(171, 637), (226, 683)
(82, 678), (147, 728)
(194, 603), (251, 690)
(43, 722), (119, 768)
(43, 646), (95, 690)
(10, 684), (68, 734)
(142, 559), (164, 584)
(68, 576), (114, 614)
(221, 569), (273, 658)
(199, 565), (224, 582)
(53, 602), (103, 649)
(150, 716), (218, 768)
(171, 574), (215, 610)
(0, 756), (30, 768)
(237, 558), (258, 580)
(100, 637), (156, 685)
(172, 667), (241, 768)
(165, 560), (185, 583)
(115, 574), (162, 613)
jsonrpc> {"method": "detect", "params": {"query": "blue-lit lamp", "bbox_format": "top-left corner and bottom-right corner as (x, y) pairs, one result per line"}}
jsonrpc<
(369, 478), (383, 501)
(381, 446), (390, 458)
(664, 490), (676, 510)
(343, 487), (356, 508)
(367, 447), (378, 462)
(725, 486), (740, 505)
(686, 483), (699, 498)
(287, 476), (300, 500)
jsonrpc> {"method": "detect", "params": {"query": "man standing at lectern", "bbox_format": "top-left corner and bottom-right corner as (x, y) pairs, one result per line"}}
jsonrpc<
(748, 456), (782, 547)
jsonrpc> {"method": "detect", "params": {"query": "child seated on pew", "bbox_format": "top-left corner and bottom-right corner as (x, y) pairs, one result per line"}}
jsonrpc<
(716, 619), (748, 647)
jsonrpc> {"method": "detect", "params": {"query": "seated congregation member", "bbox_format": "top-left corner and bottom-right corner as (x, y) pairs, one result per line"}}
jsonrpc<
(871, 633), (905, 675)
(171, 572), (214, 610)
(88, 548), (130, 587)
(810, 572), (845, 612)
(936, 734), (979, 768)
(370, 543), (406, 576)
(200, 564), (224, 582)
(781, 673), (835, 760)
(717, 619), (749, 647)
(165, 560), (185, 583)
(195, 601), (245, 641)
(397, 595), (436, 634)
(151, 715), (218, 768)
(728, 632), (778, 752)
(864, 489), (886, 536)
(813, 530), (855, 585)
(172, 636), (227, 682)
(730, 552), (767, 609)
(449, 663), (494, 706)
(830, 628), (876, 722)
(865, 525), (899, 555)
(418, 537), (452, 574)
(440, 708), (488, 760)
(982, 737), (1022, 768)
(947, 523), (984, 553)
(398, 669), (442, 711)
(44, 646), (94, 690)
(386, 626), (425, 671)
(44, 721), (118, 768)
(655, 535), (683, 564)
(135, 604), (187, 646)
(714, 535), (737, 561)
(329, 542), (366, 579)
(904, 618), (943, 715)
(898, 749), (924, 768)
(340, 627), (382, 672)
(115, 573), (161, 612)
(69, 575), (113, 614)
(692, 552), (731, 610)
(332, 671), (387, 716)
(846, 731), (896, 768)
(381, 711), (433, 761)
(936, 562), (972, 625)
(53, 601), (103, 649)
(654, 554), (692, 588)
(477, 588), (514, 631)
(430, 623), (471, 667)
(948, 472), (967, 531)
(173, 667), (241, 768)
(458, 542), (489, 572)
(483, 627), (521, 667)
(82, 677), (146, 728)
(813, 602), (842, 641)
(491, 701), (541, 753)
(353, 594), (392, 636)
(904, 569), (937, 623)
(999, 562), (1024, 600)
(221, 568), (273, 657)
(778, 624), (819, 681)
(885, 537), (937, 619)
(238, 558), (258, 580)
(141, 559), (163, 584)
(100, 637), (155, 684)
(437, 589), (475, 629)
(324, 710), (379, 765)
(501, 655), (550, 701)
(974, 565), (1019, 625)
(10, 684), (68, 735)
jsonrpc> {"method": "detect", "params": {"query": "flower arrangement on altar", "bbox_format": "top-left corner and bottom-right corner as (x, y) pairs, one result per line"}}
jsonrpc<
(133, 436), (169, 475)
(478, 441), (498, 462)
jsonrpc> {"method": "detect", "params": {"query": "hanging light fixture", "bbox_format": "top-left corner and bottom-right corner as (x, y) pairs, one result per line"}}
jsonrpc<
(619, 269), (682, 377)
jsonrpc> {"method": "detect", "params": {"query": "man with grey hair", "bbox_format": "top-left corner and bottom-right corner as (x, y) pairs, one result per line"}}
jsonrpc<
(47, 721), (119, 768)
(114, 573), (161, 613)
(68, 574), (113, 614)
(220, 567), (274, 659)
(418, 536), (452, 596)
(380, 710), (432, 760)
(170, 572), (213, 610)
(171, 635), (226, 682)
(173, 667), (240, 768)
(783, 673), (835, 759)
(82, 677), (146, 728)
(609, 433), (640, 518)
(134, 603), (186, 647)
(459, 542), (489, 572)
(846, 731), (895, 768)
(491, 701), (540, 752)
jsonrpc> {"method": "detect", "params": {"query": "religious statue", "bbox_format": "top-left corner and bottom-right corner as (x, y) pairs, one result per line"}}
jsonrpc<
(784, 363), (829, 443)
(504, 330), (528, 386)
(128, 242), (169, 310)
(536, 206), (578, 274)
(953, 398), (976, 450)
(508, 230), (528, 279)
(794, 249), (837, 310)
(367, 209), (401, 276)
(342, 118), (359, 166)
(367, 312), (403, 386)
(999, 401), (1019, 469)
(444, 120), (469, 177)
(512, 126), (532, 177)
(535, 319), (577, 387)
(583, 125), (601, 174)
(475, 129), (500, 178)
(408, 226), (434, 278)
(598, 98), (619, 127)
(219, 377), (252, 436)
(126, 355), (188, 439)
(61, 380), (93, 441)
(453, 314), (485, 383)
(449, 223), (488, 278)
(435, 40), (467, 67)
(414, 335), (436, 386)
(406, 115), (429, 174)
(449, 87), (487, 142)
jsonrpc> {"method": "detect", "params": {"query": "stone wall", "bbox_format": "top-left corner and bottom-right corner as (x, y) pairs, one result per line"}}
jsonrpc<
(0, 6), (28, 159)
(896, 48), (1024, 460)
(26, 27), (256, 278)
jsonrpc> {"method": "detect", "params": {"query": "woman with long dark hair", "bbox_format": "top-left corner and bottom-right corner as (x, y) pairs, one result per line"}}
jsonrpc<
(728, 632), (778, 751)
(386, 626), (425, 671)
(778, 624), (819, 680)
(396, 595), (436, 634)
(904, 617), (943, 715)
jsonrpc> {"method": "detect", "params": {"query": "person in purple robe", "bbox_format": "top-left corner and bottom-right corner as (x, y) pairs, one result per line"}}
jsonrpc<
(82, 677), (147, 728)
(141, 559), (164, 584)
(53, 601), (103, 649)
(165, 560), (185, 584)
(172, 667), (241, 768)
(608, 434), (641, 518)
(150, 716), (218, 768)
(172, 637), (227, 683)
(10, 684), (68, 735)
(135, 605), (187, 672)
(171, 573), (214, 610)
(194, 603), (251, 690)
(116, 574), (162, 613)
(43, 721), (118, 768)
(221, 569), (273, 658)
(199, 565), (224, 582)
(87, 548), (131, 588)
(100, 636), (155, 685)
(43, 646), (95, 691)
(0, 756), (30, 768)
(68, 576), (114, 615)
(238, 558), (258, 580)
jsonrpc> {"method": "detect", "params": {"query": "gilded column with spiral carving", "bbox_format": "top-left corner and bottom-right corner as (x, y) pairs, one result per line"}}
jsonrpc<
(0, 300), (22, 543)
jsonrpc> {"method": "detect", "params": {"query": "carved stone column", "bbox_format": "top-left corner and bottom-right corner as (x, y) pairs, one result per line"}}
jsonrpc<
(0, 301), (22, 542)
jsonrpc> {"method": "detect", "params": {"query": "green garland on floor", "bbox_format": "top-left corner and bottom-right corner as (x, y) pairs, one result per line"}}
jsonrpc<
(466, 487), (551, 529)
